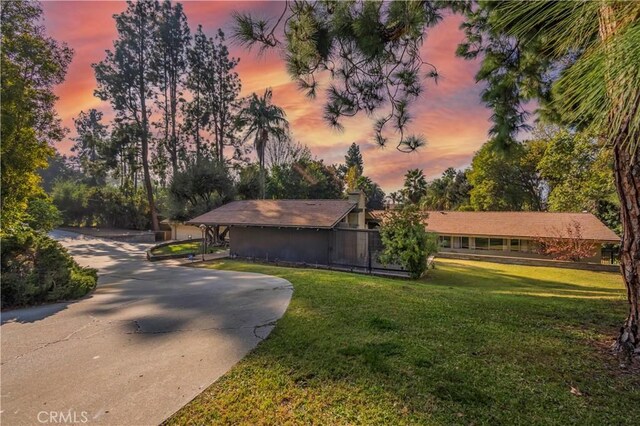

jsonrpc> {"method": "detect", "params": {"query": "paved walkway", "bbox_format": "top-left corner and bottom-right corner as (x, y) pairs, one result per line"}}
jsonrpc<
(1, 231), (293, 425)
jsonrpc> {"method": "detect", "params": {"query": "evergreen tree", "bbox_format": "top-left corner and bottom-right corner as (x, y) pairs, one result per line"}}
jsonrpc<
(344, 143), (364, 177)
(71, 109), (109, 186)
(93, 0), (161, 231)
(402, 169), (428, 205)
(153, 0), (190, 176)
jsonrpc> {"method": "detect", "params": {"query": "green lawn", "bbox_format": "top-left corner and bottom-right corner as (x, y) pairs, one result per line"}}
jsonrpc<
(150, 241), (224, 256)
(166, 259), (638, 425)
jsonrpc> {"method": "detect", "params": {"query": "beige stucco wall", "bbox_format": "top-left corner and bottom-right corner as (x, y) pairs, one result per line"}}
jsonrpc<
(171, 224), (202, 241)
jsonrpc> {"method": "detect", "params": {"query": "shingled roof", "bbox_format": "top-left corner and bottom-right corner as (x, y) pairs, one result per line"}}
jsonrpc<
(369, 210), (620, 242)
(187, 199), (356, 229)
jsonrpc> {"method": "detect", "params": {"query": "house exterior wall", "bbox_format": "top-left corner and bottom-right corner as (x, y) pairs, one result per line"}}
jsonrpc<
(171, 224), (202, 241)
(230, 227), (332, 265)
(437, 234), (603, 263)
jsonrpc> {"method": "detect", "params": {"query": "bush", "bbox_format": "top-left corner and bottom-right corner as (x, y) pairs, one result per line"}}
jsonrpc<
(0, 228), (97, 309)
(51, 180), (150, 229)
(378, 206), (439, 279)
(26, 196), (63, 232)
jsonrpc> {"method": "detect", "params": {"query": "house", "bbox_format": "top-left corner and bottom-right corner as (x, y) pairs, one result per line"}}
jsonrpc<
(369, 210), (619, 264)
(187, 192), (370, 266)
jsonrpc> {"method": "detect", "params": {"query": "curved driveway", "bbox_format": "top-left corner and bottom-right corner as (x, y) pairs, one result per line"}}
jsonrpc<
(1, 231), (292, 425)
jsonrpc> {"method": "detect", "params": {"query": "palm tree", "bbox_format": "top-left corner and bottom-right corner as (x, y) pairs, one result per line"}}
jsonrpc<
(470, 1), (640, 359)
(239, 88), (288, 198)
(387, 191), (401, 208)
(403, 168), (428, 205)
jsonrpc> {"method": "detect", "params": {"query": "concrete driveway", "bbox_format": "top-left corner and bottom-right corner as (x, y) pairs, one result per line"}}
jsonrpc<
(1, 231), (293, 425)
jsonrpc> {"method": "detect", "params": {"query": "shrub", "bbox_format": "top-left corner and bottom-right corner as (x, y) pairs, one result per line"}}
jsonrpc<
(26, 196), (63, 232)
(0, 228), (97, 308)
(378, 206), (439, 279)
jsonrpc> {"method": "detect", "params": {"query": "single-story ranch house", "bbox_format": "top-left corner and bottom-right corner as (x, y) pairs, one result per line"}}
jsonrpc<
(188, 192), (619, 269)
(369, 210), (619, 264)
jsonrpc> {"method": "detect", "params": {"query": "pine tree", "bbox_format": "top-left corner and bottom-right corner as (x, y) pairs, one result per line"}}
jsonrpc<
(93, 0), (161, 231)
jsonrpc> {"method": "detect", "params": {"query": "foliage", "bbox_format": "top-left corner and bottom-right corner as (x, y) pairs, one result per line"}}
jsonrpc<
(0, 0), (73, 232)
(38, 153), (83, 192)
(51, 180), (150, 230)
(238, 88), (289, 198)
(340, 142), (364, 178)
(402, 168), (428, 205)
(534, 221), (600, 262)
(355, 176), (386, 210)
(536, 127), (620, 232)
(183, 27), (241, 163)
(233, 1), (467, 151)
(25, 196), (63, 233)
(267, 159), (343, 200)
(379, 205), (438, 278)
(167, 159), (234, 221)
(93, 0), (160, 230)
(236, 164), (263, 200)
(421, 167), (471, 211)
(265, 135), (311, 169)
(71, 109), (110, 185)
(467, 141), (545, 211)
(154, 0), (190, 176)
(169, 259), (633, 425)
(1, 228), (97, 308)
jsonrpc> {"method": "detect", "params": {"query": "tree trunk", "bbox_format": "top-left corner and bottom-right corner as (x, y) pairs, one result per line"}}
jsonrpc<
(612, 143), (640, 364)
(599, 2), (640, 364)
(138, 17), (159, 232)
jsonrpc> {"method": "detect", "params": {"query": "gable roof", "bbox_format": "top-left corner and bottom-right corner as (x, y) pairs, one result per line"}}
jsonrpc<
(369, 210), (619, 242)
(187, 199), (356, 229)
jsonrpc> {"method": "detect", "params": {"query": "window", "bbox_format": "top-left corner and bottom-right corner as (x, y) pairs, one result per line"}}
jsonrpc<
(475, 238), (489, 250)
(461, 237), (470, 249)
(510, 239), (520, 251)
(490, 238), (504, 251)
(439, 236), (451, 248)
(520, 240), (530, 252)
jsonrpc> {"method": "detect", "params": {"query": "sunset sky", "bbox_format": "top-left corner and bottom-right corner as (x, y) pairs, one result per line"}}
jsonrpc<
(42, 0), (492, 192)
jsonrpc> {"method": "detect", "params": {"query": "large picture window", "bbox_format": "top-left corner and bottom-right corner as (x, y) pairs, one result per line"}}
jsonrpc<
(461, 237), (470, 249)
(510, 239), (520, 251)
(439, 235), (451, 248)
(475, 238), (489, 250)
(490, 238), (504, 250)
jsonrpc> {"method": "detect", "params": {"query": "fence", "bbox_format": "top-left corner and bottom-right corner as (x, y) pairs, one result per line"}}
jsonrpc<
(328, 228), (407, 275)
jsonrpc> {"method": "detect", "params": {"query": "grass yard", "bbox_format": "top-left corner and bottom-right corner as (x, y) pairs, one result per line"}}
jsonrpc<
(166, 259), (638, 425)
(150, 241), (224, 256)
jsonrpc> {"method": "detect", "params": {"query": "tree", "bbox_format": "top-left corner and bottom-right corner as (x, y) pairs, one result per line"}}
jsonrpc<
(421, 167), (471, 211)
(344, 143), (364, 177)
(387, 191), (402, 207)
(239, 88), (288, 198)
(379, 205), (438, 279)
(236, 164), (262, 200)
(265, 134), (311, 169)
(233, 1), (462, 151)
(1, 0), (73, 232)
(537, 127), (620, 232)
(355, 176), (386, 210)
(184, 27), (241, 164)
(534, 221), (600, 262)
(267, 159), (343, 200)
(71, 109), (109, 185)
(153, 0), (190, 176)
(93, 0), (161, 231)
(167, 159), (234, 221)
(402, 169), (428, 205)
(459, 1), (640, 358)
(467, 141), (545, 212)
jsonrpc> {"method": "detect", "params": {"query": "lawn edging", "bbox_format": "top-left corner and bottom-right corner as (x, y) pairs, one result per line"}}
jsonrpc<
(146, 238), (203, 262)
